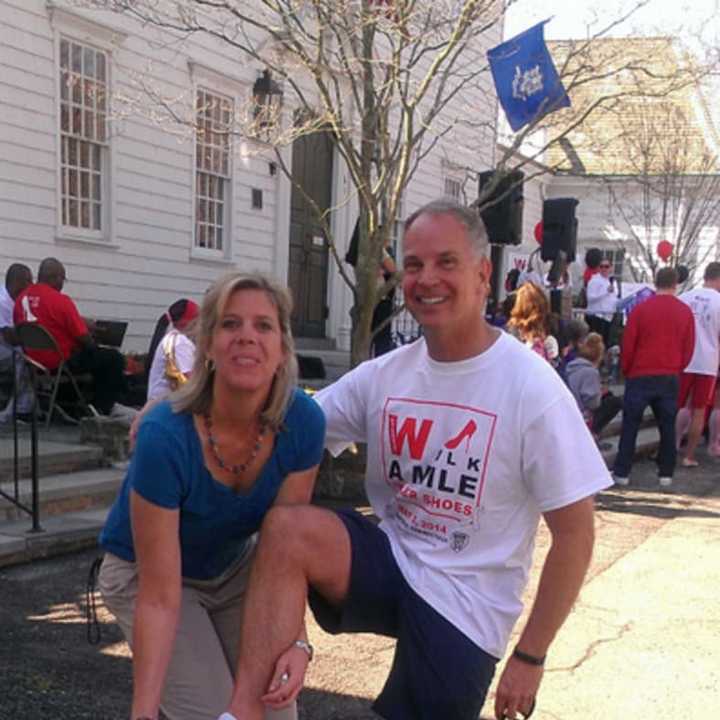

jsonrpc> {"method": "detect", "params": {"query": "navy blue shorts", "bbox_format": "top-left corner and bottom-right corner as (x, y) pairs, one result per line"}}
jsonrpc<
(308, 509), (497, 720)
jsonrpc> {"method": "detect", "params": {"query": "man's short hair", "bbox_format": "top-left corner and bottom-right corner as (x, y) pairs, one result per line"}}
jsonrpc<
(38, 257), (65, 284)
(704, 262), (720, 282)
(5, 263), (32, 289)
(403, 199), (488, 256)
(655, 267), (678, 289)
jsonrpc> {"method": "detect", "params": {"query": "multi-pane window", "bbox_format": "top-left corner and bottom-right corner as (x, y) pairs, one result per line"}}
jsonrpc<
(59, 38), (107, 231)
(195, 88), (233, 251)
(444, 176), (462, 201)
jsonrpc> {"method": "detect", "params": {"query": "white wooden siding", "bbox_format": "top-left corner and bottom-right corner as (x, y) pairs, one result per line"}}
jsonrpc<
(1, 0), (503, 350)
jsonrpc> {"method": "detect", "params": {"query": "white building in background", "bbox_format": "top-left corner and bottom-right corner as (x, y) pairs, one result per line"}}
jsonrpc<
(0, 1), (504, 354)
(543, 37), (720, 286)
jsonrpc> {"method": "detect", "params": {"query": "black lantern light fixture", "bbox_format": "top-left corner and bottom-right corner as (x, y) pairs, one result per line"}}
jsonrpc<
(252, 69), (283, 127)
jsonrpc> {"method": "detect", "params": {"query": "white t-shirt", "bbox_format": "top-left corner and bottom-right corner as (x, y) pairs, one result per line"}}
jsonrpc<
(586, 274), (617, 317)
(147, 329), (196, 401)
(316, 333), (611, 659)
(679, 287), (720, 376)
(0, 286), (15, 364)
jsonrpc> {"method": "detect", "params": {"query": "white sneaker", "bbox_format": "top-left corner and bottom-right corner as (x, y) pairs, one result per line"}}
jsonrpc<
(613, 474), (629, 486)
(109, 402), (138, 421)
(659, 476), (673, 488)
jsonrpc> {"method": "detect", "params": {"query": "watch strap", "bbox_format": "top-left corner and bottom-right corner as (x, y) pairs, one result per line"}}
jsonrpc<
(294, 639), (314, 661)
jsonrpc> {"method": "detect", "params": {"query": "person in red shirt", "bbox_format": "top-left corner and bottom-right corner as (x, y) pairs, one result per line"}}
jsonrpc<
(14, 257), (130, 417)
(613, 267), (695, 488)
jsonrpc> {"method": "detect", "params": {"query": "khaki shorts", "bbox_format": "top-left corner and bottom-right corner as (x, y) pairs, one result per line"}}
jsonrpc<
(98, 546), (297, 720)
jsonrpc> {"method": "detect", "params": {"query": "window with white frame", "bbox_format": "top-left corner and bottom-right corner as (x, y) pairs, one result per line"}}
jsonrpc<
(444, 176), (462, 201)
(59, 37), (107, 232)
(195, 88), (233, 252)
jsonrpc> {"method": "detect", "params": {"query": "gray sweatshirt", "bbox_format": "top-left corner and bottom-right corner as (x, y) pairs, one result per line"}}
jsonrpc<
(566, 358), (601, 413)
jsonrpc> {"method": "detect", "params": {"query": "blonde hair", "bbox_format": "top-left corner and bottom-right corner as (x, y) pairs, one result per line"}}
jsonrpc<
(578, 332), (605, 365)
(507, 282), (550, 340)
(171, 272), (298, 430)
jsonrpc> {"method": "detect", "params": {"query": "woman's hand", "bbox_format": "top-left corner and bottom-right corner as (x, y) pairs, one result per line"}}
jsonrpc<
(260, 644), (310, 709)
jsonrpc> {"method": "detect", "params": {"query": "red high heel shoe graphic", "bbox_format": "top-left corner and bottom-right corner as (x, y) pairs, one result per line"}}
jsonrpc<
(444, 419), (477, 453)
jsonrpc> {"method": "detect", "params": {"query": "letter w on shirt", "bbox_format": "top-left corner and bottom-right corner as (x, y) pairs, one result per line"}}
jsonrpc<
(388, 414), (433, 460)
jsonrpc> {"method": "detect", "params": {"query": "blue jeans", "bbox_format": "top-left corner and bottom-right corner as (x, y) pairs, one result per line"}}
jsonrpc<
(614, 375), (679, 478)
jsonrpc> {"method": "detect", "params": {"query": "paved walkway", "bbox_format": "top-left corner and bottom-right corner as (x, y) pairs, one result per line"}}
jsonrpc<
(0, 451), (717, 719)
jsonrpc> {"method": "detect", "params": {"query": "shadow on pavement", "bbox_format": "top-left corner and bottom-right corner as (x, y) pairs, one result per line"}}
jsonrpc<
(596, 490), (720, 520)
(0, 548), (393, 720)
(0, 550), (133, 719)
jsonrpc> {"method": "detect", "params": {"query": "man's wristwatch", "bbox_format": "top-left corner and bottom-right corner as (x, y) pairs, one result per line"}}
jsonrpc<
(294, 639), (314, 661)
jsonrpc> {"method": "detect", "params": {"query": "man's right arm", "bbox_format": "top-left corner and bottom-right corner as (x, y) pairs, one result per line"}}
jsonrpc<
(314, 364), (371, 456)
(585, 277), (606, 303)
(62, 295), (93, 349)
(682, 312), (695, 369)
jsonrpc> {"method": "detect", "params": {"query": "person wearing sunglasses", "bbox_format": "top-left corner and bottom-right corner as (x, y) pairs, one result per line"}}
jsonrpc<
(585, 260), (617, 347)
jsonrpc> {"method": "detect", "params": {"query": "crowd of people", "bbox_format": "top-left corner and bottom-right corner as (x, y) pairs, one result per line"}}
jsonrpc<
(496, 258), (720, 488)
(2, 199), (719, 720)
(0, 256), (204, 424)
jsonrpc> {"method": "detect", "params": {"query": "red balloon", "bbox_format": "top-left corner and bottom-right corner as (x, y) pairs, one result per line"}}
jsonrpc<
(657, 240), (673, 262)
(534, 221), (543, 244)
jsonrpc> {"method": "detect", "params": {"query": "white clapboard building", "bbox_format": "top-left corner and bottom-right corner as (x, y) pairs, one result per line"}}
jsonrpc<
(0, 1), (505, 355)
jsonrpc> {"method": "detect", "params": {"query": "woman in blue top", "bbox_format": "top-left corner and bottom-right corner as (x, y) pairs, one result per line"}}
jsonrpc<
(98, 273), (326, 720)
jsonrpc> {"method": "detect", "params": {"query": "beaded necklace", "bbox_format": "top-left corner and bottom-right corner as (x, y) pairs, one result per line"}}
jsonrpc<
(203, 413), (267, 476)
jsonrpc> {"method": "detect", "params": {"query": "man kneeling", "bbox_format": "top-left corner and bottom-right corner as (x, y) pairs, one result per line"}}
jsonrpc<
(222, 201), (611, 720)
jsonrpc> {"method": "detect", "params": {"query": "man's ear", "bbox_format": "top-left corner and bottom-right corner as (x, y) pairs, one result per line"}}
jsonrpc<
(478, 255), (493, 290)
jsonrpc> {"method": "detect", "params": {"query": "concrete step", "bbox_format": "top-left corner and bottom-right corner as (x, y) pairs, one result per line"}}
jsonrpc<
(295, 336), (337, 351)
(0, 505), (110, 568)
(600, 409), (655, 439)
(0, 435), (104, 483)
(600, 425), (659, 467)
(0, 465), (124, 523)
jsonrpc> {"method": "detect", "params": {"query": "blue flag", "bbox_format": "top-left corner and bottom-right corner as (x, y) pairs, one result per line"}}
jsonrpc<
(487, 20), (570, 132)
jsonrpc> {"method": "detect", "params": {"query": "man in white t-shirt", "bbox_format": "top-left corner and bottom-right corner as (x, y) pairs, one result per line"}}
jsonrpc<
(677, 262), (720, 467)
(585, 260), (618, 346)
(223, 201), (611, 720)
(0, 263), (33, 421)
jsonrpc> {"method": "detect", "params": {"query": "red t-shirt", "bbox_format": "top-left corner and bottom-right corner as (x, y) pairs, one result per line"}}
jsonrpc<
(621, 293), (695, 378)
(14, 284), (88, 370)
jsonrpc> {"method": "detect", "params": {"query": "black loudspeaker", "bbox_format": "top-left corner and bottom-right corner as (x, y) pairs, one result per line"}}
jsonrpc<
(541, 198), (579, 262)
(477, 170), (524, 245)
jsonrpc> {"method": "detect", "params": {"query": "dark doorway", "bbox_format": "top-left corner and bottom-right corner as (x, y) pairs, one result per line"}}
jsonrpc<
(288, 130), (333, 338)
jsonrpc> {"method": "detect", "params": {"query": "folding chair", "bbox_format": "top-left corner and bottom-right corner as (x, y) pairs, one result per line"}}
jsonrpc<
(15, 322), (96, 427)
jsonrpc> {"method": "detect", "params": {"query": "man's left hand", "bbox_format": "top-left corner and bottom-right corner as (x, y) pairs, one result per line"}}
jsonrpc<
(494, 655), (543, 719)
(260, 644), (309, 710)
